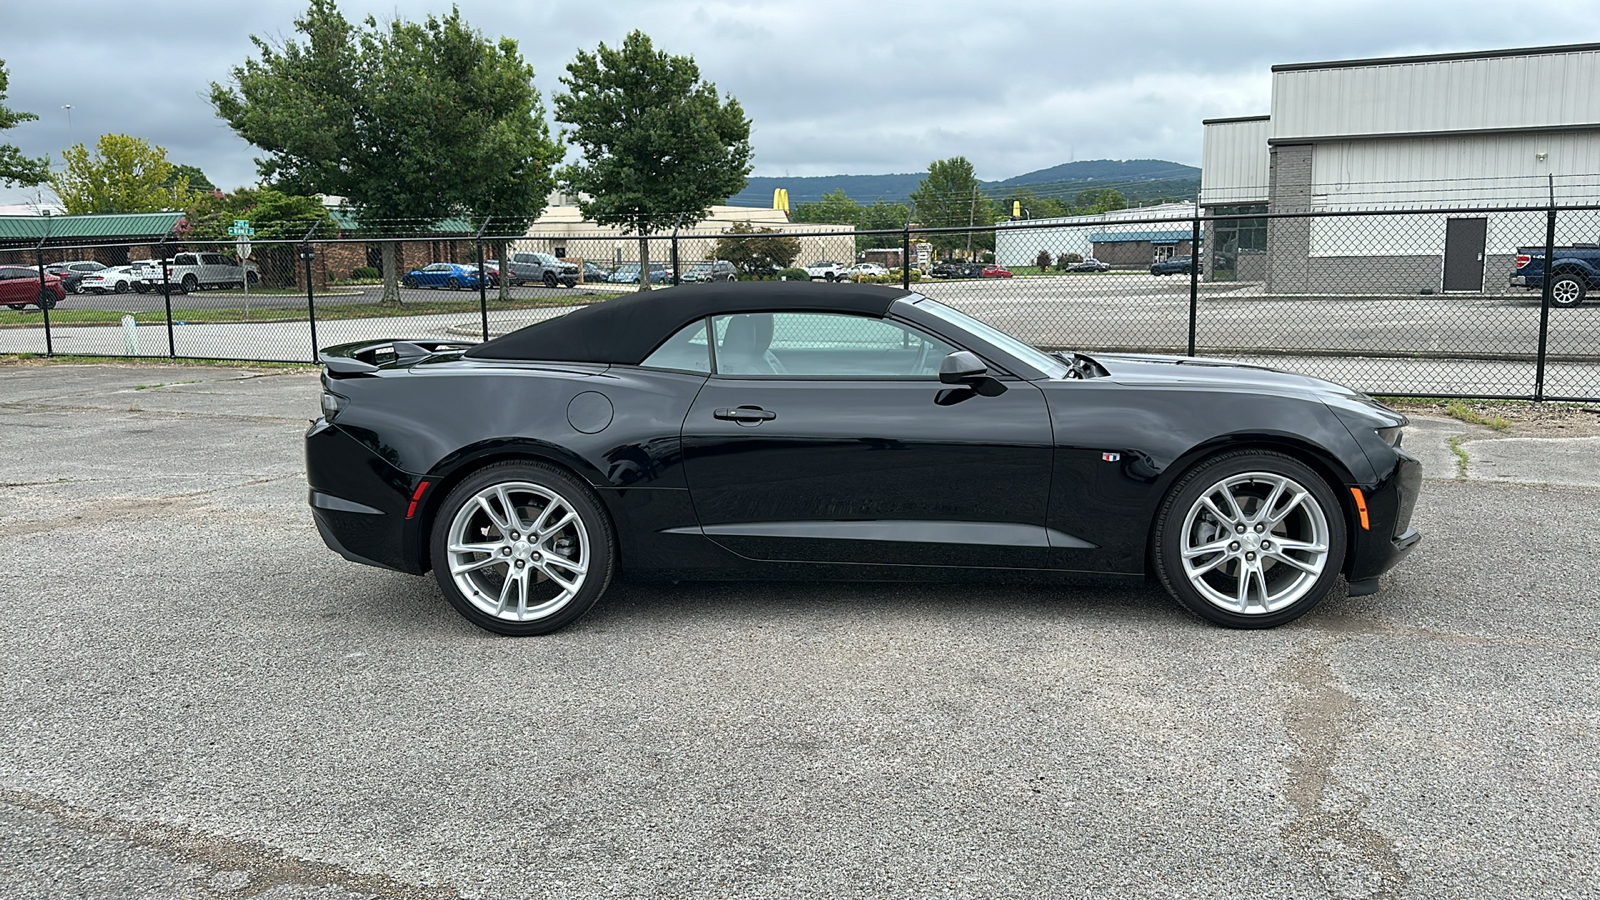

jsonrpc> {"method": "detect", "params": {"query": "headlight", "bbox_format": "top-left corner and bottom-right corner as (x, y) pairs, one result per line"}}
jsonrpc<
(1376, 425), (1404, 447)
(320, 391), (345, 421)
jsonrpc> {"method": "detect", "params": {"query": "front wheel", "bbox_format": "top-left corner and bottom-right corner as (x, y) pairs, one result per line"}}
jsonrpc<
(402, 275), (419, 289)
(543, 271), (558, 288)
(430, 462), (616, 636)
(1550, 273), (1587, 308)
(1152, 450), (1346, 629)
(114, 280), (130, 294)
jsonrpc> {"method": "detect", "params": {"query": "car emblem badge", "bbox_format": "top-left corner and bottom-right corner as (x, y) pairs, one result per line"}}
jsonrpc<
(1102, 452), (1121, 462)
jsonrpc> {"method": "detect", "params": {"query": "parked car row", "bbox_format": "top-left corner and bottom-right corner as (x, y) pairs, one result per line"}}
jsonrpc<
(0, 265), (65, 310)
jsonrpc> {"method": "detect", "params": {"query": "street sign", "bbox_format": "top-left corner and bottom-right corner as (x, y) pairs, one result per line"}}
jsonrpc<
(236, 237), (252, 259)
(227, 220), (255, 238)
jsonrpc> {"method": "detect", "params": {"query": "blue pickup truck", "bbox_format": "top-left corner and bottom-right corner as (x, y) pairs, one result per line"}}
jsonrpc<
(1510, 245), (1600, 307)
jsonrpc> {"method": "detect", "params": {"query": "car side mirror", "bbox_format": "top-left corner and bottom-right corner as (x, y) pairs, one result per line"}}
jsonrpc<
(939, 350), (988, 384)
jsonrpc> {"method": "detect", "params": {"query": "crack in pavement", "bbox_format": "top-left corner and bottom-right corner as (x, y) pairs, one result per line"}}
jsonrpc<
(0, 786), (459, 899)
(0, 400), (311, 425)
(1278, 641), (1409, 900)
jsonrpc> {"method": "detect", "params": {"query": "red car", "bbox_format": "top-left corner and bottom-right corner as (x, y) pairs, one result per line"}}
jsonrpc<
(981, 265), (1012, 278)
(0, 265), (65, 311)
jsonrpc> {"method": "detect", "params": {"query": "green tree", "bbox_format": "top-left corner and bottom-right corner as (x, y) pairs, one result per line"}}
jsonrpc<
(167, 164), (217, 195)
(49, 134), (192, 215)
(554, 30), (751, 291)
(184, 188), (334, 286)
(211, 1), (562, 303)
(856, 199), (910, 252)
(790, 189), (860, 227)
(908, 156), (995, 255)
(0, 60), (48, 188)
(1074, 187), (1127, 214)
(716, 221), (799, 276)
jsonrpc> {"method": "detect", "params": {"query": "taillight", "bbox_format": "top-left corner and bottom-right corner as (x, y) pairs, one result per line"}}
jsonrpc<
(1515, 254), (1531, 269)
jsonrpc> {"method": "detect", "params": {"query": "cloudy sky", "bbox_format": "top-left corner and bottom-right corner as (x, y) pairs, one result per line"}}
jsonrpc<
(3, 0), (1599, 205)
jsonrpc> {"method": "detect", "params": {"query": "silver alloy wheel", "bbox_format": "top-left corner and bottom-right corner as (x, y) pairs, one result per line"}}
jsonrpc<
(445, 480), (589, 622)
(1552, 277), (1583, 305)
(1179, 471), (1330, 615)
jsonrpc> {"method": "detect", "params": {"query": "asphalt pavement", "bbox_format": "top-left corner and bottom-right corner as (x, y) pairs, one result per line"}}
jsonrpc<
(1, 365), (1598, 899)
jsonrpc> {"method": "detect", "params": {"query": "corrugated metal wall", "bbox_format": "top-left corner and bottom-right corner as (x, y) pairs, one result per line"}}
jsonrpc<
(1309, 132), (1600, 207)
(1200, 119), (1272, 204)
(1272, 49), (1600, 139)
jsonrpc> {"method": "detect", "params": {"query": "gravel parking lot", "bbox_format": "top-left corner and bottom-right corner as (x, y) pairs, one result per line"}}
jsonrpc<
(2, 363), (1597, 899)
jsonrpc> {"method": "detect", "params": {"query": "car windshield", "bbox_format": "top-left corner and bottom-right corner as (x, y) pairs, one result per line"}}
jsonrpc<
(908, 296), (1073, 379)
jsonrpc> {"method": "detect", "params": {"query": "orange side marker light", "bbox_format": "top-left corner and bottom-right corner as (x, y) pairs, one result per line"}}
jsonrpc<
(1349, 487), (1370, 530)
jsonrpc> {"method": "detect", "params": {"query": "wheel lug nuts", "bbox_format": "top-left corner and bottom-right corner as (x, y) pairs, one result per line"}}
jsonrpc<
(1246, 552), (1256, 561)
(515, 560), (525, 568)
(1229, 542), (1240, 551)
(1235, 524), (1245, 534)
(500, 547), (511, 556)
(1255, 524), (1264, 533)
(1262, 541), (1271, 549)
(510, 532), (520, 540)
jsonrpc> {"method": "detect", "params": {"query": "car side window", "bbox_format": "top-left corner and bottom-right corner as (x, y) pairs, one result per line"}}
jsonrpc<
(639, 319), (711, 373)
(710, 312), (957, 378)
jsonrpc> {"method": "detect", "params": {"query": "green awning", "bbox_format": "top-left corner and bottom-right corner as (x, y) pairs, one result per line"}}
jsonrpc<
(0, 211), (186, 243)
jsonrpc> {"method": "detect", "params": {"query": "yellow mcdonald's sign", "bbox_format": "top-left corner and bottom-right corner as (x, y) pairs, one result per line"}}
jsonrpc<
(773, 188), (790, 214)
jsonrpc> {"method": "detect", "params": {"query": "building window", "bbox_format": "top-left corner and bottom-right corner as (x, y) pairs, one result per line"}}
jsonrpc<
(1209, 204), (1267, 280)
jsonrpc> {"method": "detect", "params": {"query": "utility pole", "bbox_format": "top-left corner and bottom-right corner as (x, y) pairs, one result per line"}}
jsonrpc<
(966, 185), (977, 257)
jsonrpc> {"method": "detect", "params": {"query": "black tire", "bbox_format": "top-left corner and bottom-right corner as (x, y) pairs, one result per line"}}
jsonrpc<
(7, 303), (24, 311)
(113, 280), (130, 294)
(446, 276), (461, 290)
(246, 271), (260, 286)
(825, 272), (836, 282)
(180, 274), (198, 294)
(1151, 449), (1347, 629)
(430, 461), (616, 636)
(543, 271), (558, 288)
(1550, 273), (1587, 308)
(402, 275), (419, 289)
(37, 291), (57, 310)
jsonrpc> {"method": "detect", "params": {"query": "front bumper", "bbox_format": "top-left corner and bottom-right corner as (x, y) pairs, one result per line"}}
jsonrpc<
(1347, 448), (1423, 583)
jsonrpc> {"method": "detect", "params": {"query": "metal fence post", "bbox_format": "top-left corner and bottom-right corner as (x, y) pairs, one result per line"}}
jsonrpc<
(474, 219), (491, 341)
(1188, 206), (1200, 357)
(34, 245), (53, 357)
(902, 222), (912, 291)
(670, 214), (683, 286)
(159, 234), (175, 358)
(1534, 184), (1556, 402)
(303, 241), (318, 362)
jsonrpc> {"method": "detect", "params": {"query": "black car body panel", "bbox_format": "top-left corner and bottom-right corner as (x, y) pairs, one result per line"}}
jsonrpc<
(307, 283), (1420, 593)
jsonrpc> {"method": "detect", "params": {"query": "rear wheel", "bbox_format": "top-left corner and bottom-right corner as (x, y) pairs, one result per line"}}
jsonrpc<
(36, 291), (57, 310)
(430, 462), (615, 636)
(402, 275), (419, 289)
(7, 303), (24, 311)
(1152, 450), (1346, 629)
(180, 274), (198, 293)
(114, 280), (130, 294)
(1550, 273), (1587, 308)
(446, 276), (461, 290)
(543, 271), (557, 288)
(133, 283), (150, 294)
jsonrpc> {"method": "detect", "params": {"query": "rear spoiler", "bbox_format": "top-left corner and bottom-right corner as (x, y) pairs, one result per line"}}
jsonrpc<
(319, 340), (475, 376)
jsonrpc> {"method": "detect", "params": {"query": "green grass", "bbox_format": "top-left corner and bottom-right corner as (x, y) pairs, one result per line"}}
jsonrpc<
(1444, 401), (1512, 433)
(1, 354), (317, 371)
(0, 293), (604, 328)
(1447, 435), (1470, 479)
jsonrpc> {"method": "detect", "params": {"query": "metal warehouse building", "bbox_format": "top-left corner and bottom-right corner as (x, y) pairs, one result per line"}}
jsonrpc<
(1201, 42), (1600, 294)
(995, 202), (1196, 270)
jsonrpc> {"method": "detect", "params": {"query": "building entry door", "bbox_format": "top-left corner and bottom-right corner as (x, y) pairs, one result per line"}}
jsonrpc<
(1443, 217), (1488, 292)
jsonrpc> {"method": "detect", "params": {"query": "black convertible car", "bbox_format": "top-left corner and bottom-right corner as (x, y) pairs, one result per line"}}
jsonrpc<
(307, 282), (1420, 635)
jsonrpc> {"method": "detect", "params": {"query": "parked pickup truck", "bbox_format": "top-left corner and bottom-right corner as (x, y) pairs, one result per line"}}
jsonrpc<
(1510, 245), (1600, 307)
(499, 252), (578, 288)
(132, 252), (260, 294)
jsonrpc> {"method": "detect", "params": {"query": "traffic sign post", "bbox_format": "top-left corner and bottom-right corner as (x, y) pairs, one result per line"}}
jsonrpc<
(228, 220), (256, 317)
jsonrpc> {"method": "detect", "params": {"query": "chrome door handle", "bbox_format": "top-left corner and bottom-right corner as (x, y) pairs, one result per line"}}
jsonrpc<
(714, 406), (776, 422)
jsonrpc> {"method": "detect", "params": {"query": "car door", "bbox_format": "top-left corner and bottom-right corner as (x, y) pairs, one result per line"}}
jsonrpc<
(680, 311), (1055, 569)
(0, 267), (27, 304)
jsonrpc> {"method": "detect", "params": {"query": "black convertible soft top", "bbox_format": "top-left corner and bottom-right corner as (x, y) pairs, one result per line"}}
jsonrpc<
(464, 281), (910, 364)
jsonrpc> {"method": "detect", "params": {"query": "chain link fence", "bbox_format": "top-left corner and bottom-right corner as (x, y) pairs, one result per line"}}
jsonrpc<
(2, 205), (1597, 401)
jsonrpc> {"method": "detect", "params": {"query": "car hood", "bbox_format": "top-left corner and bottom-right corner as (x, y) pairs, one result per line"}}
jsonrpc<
(1085, 353), (1355, 398)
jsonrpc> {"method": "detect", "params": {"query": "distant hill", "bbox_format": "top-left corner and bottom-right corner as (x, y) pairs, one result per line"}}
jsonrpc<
(725, 159), (1201, 209)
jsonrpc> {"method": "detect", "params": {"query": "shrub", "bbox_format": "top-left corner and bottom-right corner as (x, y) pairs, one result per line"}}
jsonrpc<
(1056, 253), (1082, 270)
(776, 267), (811, 281)
(351, 266), (380, 279)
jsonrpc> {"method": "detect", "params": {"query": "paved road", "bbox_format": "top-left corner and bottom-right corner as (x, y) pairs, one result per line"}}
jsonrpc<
(2, 365), (1597, 899)
(53, 281), (610, 312)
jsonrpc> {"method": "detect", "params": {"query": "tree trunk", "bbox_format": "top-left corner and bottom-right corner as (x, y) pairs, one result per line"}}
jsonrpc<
(497, 239), (510, 301)
(381, 241), (401, 305)
(637, 234), (651, 292)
